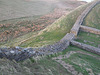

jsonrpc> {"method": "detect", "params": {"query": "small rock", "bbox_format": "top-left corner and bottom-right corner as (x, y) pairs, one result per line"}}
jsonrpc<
(96, 35), (99, 38)
(78, 72), (83, 75)
(84, 40), (87, 43)
(70, 67), (75, 71)
(87, 33), (90, 36)
(72, 71), (78, 75)
(98, 44), (100, 48)
(10, 51), (15, 54)
(15, 46), (20, 49)
(88, 41), (94, 44)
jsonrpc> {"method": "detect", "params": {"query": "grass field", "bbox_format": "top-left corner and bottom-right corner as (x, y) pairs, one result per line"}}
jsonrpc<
(0, 0), (56, 21)
(76, 3), (100, 48)
(76, 31), (100, 47)
(15, 3), (89, 48)
(64, 46), (100, 75)
(61, 3), (100, 74)
(0, 0), (86, 47)
(83, 3), (100, 29)
(0, 45), (100, 75)
(0, 1), (100, 75)
(52, 45), (100, 75)
(63, 52), (100, 75)
(0, 57), (71, 75)
(0, 0), (56, 45)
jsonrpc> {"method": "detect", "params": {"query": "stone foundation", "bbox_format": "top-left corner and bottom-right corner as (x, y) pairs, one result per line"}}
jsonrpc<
(71, 40), (100, 55)
(80, 26), (100, 35)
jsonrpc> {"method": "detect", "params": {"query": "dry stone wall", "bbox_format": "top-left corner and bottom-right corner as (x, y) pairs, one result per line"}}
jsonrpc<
(71, 40), (100, 55)
(69, 0), (100, 56)
(71, 0), (100, 36)
(0, 0), (100, 61)
(0, 33), (74, 61)
(80, 26), (100, 35)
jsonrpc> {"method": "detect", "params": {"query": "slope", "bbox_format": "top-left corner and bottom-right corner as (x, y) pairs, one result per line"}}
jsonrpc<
(0, 1), (100, 75)
(0, 0), (86, 47)
(76, 3), (100, 48)
(18, 3), (90, 47)
(0, 3), (90, 48)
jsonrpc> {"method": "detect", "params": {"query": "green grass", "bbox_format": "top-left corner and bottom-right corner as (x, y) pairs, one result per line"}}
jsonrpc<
(63, 53), (100, 75)
(76, 31), (100, 47)
(0, 31), (39, 47)
(59, 45), (100, 75)
(0, 0), (88, 48)
(66, 45), (100, 57)
(19, 28), (67, 47)
(46, 44), (100, 59)
(1, 45), (100, 75)
(0, 15), (41, 25)
(0, 58), (71, 75)
(0, 1), (100, 75)
(46, 45), (100, 75)
(0, 0), (56, 21)
(16, 3), (90, 48)
(0, 0), (56, 47)
(83, 3), (100, 29)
